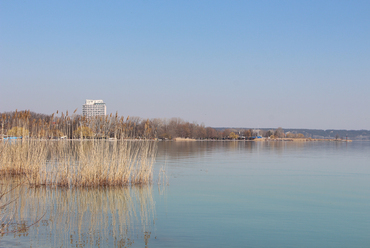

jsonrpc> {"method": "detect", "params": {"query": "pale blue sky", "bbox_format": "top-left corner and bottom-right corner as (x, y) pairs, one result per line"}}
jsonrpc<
(1, 1), (369, 129)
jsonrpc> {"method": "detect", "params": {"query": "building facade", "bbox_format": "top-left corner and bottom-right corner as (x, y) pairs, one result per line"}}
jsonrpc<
(82, 99), (106, 117)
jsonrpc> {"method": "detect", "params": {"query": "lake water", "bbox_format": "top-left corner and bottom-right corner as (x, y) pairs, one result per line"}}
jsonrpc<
(1, 141), (370, 247)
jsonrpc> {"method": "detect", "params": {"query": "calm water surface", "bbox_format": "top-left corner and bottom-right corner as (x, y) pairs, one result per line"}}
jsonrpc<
(1, 141), (370, 247)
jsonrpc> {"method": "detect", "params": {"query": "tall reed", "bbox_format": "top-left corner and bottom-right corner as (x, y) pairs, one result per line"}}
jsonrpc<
(0, 109), (158, 187)
(0, 109), (154, 140)
(0, 140), (157, 187)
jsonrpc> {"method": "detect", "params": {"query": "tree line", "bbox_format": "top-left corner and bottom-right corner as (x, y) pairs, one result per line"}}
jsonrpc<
(0, 110), (303, 140)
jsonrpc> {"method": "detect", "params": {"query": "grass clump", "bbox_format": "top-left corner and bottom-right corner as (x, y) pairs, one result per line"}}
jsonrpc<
(0, 109), (157, 188)
(0, 140), (156, 187)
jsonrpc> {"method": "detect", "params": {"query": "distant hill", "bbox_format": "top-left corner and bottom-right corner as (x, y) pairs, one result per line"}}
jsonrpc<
(213, 128), (370, 140)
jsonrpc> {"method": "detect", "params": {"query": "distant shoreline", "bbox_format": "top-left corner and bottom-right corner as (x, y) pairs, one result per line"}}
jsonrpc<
(253, 138), (352, 142)
(171, 137), (353, 142)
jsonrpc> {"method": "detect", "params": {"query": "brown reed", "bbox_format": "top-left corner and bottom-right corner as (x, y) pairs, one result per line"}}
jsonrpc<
(0, 109), (157, 187)
(1, 109), (155, 140)
(0, 140), (157, 187)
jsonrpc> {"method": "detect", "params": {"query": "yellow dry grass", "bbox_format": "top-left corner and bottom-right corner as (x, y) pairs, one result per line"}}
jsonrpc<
(0, 140), (157, 187)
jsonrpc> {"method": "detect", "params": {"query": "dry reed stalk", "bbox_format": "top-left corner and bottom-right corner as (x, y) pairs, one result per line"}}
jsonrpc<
(0, 139), (157, 187)
(0, 140), (48, 178)
(1, 108), (158, 187)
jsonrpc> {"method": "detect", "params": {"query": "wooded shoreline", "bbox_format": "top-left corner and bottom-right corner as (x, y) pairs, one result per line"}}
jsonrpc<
(0, 110), (361, 141)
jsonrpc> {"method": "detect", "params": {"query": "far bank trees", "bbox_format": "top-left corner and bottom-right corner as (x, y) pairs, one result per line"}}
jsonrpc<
(1, 110), (303, 141)
(0, 111), (223, 140)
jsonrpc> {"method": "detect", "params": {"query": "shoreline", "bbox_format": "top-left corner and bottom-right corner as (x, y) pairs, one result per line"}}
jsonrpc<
(172, 138), (353, 142)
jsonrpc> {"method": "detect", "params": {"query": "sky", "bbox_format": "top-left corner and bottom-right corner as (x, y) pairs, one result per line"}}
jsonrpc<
(1, 0), (369, 130)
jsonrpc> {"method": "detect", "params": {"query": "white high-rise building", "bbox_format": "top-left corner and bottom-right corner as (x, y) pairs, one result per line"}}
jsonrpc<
(82, 99), (106, 117)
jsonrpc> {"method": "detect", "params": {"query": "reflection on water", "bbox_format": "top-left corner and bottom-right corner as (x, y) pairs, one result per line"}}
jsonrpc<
(157, 140), (316, 160)
(0, 177), (44, 237)
(1, 141), (369, 248)
(153, 141), (370, 248)
(0, 177), (156, 247)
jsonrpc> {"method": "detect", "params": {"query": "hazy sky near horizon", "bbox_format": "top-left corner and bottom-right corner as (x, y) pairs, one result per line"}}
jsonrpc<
(1, 1), (369, 130)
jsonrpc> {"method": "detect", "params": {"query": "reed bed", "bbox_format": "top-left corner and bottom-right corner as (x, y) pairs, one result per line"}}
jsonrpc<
(0, 140), (157, 187)
(1, 109), (154, 140)
(0, 110), (158, 243)
(0, 110), (158, 187)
